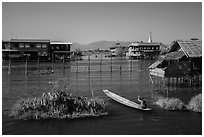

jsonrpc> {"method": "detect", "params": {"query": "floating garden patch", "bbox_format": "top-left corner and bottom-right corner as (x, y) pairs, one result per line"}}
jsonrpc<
(10, 91), (108, 120)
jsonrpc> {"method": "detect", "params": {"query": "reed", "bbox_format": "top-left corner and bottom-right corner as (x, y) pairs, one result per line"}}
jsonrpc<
(155, 96), (186, 111)
(186, 93), (202, 113)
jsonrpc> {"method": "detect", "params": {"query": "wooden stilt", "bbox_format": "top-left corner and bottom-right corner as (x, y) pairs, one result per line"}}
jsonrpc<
(164, 78), (167, 87)
(130, 57), (133, 72)
(167, 78), (169, 86)
(176, 77), (178, 86)
(8, 50), (11, 74)
(149, 75), (154, 84)
(197, 75), (199, 86)
(8, 59), (11, 74)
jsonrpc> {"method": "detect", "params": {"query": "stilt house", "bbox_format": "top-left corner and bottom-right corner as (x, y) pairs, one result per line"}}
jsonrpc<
(149, 40), (202, 78)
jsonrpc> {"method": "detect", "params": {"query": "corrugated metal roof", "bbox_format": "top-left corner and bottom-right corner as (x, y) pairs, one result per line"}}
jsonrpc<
(2, 40), (10, 43)
(162, 51), (185, 60)
(50, 41), (72, 45)
(177, 41), (202, 58)
(10, 39), (50, 43)
(2, 49), (18, 51)
(129, 42), (160, 47)
(138, 42), (161, 46)
(129, 43), (139, 47)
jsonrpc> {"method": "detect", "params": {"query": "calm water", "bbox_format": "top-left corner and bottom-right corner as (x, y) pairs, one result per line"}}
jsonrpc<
(2, 57), (202, 135)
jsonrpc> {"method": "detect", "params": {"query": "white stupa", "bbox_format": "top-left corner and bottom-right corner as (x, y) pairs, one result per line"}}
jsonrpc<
(148, 32), (152, 43)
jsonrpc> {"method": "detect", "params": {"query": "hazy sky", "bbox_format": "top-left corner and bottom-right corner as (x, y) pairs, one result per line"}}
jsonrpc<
(2, 2), (202, 44)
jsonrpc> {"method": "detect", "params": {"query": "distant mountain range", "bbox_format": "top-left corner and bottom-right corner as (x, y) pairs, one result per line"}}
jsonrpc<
(72, 41), (136, 51)
(71, 41), (169, 51)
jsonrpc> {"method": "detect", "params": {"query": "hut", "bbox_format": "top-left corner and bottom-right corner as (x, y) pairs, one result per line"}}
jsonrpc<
(149, 40), (202, 86)
(50, 41), (72, 61)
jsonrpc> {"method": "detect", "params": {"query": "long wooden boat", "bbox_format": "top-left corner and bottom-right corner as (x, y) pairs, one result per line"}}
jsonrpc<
(103, 89), (151, 111)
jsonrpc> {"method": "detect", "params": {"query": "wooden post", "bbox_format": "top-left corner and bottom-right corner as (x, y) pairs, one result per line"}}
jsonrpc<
(89, 81), (94, 98)
(88, 54), (90, 73)
(38, 54), (40, 72)
(197, 75), (199, 86)
(52, 53), (54, 73)
(8, 50), (11, 74)
(167, 78), (170, 86)
(199, 75), (201, 86)
(130, 57), (133, 72)
(8, 58), (11, 74)
(171, 77), (173, 86)
(175, 77), (177, 86)
(178, 77), (180, 87)
(190, 76), (193, 87)
(111, 55), (112, 72)
(164, 77), (167, 87)
(173, 77), (175, 86)
(149, 75), (154, 84)
(100, 54), (102, 72)
(191, 76), (194, 86)
(195, 75), (197, 86)
(76, 57), (78, 73)
(119, 55), (122, 74)
(63, 55), (65, 74)
(25, 55), (28, 74)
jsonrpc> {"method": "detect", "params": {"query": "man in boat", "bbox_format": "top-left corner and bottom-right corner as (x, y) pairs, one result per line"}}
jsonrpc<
(138, 96), (147, 109)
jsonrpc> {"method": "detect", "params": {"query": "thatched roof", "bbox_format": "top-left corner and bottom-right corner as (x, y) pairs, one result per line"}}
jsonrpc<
(169, 40), (202, 58)
(162, 51), (185, 61)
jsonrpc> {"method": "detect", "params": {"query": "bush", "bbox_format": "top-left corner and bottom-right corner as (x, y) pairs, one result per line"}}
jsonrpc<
(187, 94), (202, 113)
(155, 97), (186, 111)
(10, 91), (108, 120)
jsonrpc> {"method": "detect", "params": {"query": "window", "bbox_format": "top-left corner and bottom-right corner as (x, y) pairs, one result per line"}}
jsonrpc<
(2, 44), (5, 49)
(37, 44), (41, 48)
(42, 44), (47, 48)
(25, 44), (30, 48)
(19, 43), (24, 48)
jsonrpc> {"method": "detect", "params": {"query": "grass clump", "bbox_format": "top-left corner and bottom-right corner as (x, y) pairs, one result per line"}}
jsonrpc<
(155, 97), (186, 111)
(187, 94), (202, 113)
(10, 91), (108, 120)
